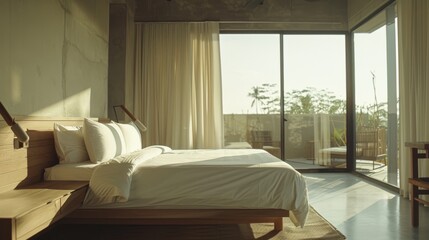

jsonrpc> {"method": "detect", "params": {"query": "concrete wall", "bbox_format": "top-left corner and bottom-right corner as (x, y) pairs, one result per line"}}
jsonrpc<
(134, 0), (348, 31)
(348, 0), (391, 29)
(0, 0), (109, 117)
(108, 1), (135, 121)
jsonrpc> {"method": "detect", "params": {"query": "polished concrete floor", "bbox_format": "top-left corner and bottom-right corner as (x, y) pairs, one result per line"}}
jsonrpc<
(287, 157), (399, 185)
(304, 173), (429, 240)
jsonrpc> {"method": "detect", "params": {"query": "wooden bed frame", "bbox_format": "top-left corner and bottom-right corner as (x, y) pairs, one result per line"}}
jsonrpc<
(65, 208), (288, 231)
(0, 117), (289, 232)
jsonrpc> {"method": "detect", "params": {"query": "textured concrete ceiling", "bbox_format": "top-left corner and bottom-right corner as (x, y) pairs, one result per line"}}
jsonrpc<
(134, 0), (348, 24)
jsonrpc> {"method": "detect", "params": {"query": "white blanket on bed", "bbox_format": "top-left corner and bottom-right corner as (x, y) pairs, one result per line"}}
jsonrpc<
(84, 146), (309, 227)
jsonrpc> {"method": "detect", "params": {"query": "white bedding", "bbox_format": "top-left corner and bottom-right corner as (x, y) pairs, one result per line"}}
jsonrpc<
(44, 161), (98, 181)
(81, 146), (309, 227)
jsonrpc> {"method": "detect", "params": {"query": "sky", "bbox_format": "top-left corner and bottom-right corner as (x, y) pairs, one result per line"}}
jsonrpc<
(220, 29), (394, 114)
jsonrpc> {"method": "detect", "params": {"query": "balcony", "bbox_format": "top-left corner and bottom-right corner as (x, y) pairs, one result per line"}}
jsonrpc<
(223, 113), (389, 175)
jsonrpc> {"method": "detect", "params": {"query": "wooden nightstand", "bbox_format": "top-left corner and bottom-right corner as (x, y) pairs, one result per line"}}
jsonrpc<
(0, 181), (88, 240)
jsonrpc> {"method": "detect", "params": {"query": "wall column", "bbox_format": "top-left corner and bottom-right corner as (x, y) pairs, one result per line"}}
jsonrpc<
(108, 1), (135, 121)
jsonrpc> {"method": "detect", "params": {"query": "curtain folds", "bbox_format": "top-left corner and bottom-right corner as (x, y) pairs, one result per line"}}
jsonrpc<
(314, 114), (332, 166)
(134, 22), (223, 149)
(397, 0), (429, 198)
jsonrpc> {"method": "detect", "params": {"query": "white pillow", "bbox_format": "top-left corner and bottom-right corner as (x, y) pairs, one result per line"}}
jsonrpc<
(53, 123), (89, 164)
(116, 122), (142, 153)
(83, 118), (126, 163)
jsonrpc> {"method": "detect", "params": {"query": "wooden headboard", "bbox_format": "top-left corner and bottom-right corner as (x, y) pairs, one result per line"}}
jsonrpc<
(0, 117), (88, 193)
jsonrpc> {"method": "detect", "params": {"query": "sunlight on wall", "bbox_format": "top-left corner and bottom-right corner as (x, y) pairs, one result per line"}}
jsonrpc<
(11, 68), (22, 102)
(30, 88), (92, 117)
(65, 88), (92, 117)
(30, 100), (63, 117)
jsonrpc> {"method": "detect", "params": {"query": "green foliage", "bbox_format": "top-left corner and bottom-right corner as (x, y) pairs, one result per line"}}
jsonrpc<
(260, 83), (280, 114)
(332, 127), (347, 146)
(355, 71), (388, 129)
(246, 73), (389, 146)
(284, 87), (346, 114)
(248, 85), (346, 115)
(356, 102), (388, 129)
(248, 86), (269, 114)
(247, 83), (279, 114)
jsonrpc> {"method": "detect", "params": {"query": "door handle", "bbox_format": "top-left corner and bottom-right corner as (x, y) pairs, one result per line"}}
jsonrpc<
(284, 118), (288, 122)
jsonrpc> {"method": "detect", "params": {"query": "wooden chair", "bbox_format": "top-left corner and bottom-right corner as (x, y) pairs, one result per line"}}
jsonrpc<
(356, 128), (387, 169)
(248, 130), (281, 158)
(405, 142), (429, 227)
(249, 130), (272, 149)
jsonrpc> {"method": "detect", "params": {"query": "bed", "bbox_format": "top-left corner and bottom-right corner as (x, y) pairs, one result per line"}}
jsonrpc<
(45, 146), (308, 228)
(1, 117), (309, 232)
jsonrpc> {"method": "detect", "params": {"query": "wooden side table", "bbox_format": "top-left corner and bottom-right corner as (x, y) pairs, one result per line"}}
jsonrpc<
(405, 142), (429, 227)
(0, 181), (88, 240)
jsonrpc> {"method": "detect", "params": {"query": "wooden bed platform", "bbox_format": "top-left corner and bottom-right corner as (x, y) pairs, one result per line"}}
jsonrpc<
(0, 117), (289, 234)
(65, 208), (288, 231)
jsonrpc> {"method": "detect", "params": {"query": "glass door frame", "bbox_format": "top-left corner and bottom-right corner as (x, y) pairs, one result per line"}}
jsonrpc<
(220, 31), (350, 172)
(350, 1), (398, 188)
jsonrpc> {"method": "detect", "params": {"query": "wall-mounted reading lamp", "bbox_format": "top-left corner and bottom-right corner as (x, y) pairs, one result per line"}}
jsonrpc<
(0, 101), (30, 149)
(113, 105), (147, 132)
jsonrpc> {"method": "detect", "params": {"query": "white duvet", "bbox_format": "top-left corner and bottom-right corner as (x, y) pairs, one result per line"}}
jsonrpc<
(83, 146), (309, 227)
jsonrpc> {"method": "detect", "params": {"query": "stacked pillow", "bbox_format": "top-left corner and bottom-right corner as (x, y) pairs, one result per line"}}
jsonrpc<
(53, 118), (143, 164)
(53, 123), (89, 164)
(115, 122), (142, 153)
(82, 118), (126, 163)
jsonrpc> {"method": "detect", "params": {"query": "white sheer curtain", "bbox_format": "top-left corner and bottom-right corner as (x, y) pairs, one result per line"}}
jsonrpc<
(398, 0), (429, 198)
(133, 22), (223, 149)
(314, 114), (332, 166)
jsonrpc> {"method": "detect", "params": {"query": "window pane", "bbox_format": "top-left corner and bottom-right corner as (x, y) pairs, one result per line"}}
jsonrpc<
(220, 34), (281, 158)
(283, 34), (347, 169)
(353, 4), (398, 186)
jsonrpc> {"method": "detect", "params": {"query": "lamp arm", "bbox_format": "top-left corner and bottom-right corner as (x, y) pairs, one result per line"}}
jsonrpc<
(0, 101), (29, 144)
(11, 123), (30, 143)
(119, 105), (137, 121)
(0, 101), (15, 126)
(113, 105), (147, 132)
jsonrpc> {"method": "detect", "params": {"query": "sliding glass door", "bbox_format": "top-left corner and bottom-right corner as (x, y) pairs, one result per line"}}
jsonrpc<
(220, 33), (347, 170)
(353, 3), (398, 186)
(283, 35), (347, 169)
(220, 34), (282, 159)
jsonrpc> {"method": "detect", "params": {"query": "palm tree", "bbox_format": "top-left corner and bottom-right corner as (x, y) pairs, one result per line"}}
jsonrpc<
(248, 86), (268, 114)
(261, 83), (280, 114)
